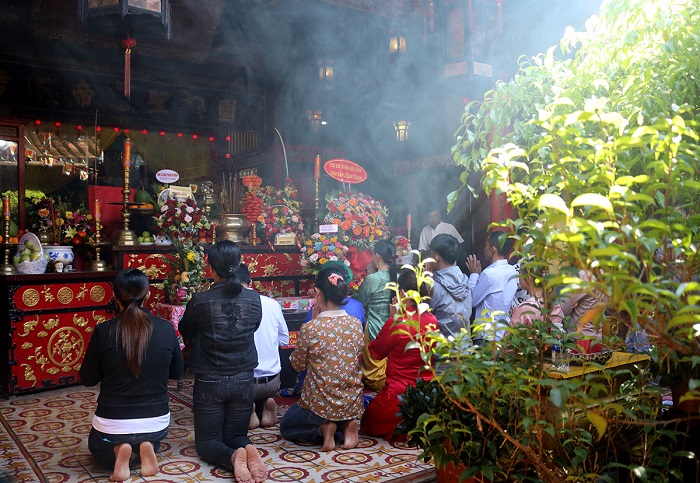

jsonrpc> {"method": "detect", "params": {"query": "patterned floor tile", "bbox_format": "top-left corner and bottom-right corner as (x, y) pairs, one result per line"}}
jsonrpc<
(0, 378), (435, 483)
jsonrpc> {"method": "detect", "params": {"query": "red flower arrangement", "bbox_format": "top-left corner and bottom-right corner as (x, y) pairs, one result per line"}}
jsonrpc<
(257, 178), (305, 241)
(156, 197), (212, 243)
(323, 191), (390, 251)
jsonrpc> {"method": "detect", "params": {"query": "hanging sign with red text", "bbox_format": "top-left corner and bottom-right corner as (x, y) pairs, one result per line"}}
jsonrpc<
(324, 159), (367, 184)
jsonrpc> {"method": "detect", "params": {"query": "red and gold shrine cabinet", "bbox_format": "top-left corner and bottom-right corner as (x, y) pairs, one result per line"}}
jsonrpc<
(0, 271), (118, 398)
(113, 245), (314, 311)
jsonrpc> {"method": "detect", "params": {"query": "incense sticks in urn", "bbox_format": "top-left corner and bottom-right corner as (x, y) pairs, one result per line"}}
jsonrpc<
(219, 173), (240, 214)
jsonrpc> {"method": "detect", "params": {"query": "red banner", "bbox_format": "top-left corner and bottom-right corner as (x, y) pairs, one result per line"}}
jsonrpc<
(324, 159), (367, 184)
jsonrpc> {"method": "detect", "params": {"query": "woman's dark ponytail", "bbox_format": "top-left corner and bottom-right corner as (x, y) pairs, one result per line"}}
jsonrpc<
(113, 269), (152, 379)
(208, 240), (243, 297)
(374, 239), (398, 283)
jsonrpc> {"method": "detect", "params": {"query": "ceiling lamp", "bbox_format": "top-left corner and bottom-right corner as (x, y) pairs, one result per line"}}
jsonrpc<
(393, 121), (411, 141)
(318, 59), (334, 84)
(389, 30), (406, 55)
(79, 0), (172, 39)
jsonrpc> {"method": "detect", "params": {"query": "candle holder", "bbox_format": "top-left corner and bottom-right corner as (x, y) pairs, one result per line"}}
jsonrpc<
(116, 140), (137, 246)
(89, 223), (108, 272)
(0, 217), (16, 275)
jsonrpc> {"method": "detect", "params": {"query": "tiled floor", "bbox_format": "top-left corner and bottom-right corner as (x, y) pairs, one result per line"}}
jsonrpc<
(0, 377), (436, 483)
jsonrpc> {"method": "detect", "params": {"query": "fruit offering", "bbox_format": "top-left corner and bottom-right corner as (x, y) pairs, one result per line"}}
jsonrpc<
(137, 231), (154, 243)
(13, 238), (46, 264)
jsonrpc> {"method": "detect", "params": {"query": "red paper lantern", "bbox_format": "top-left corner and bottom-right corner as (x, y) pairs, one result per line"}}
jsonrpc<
(142, 129), (148, 135)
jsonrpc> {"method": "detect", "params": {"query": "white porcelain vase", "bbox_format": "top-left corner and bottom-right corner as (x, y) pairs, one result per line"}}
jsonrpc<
(44, 246), (75, 266)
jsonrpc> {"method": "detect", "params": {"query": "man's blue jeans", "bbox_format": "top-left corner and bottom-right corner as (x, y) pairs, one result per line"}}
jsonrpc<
(193, 371), (254, 467)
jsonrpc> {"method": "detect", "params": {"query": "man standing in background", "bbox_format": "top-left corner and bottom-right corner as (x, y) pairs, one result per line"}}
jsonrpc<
(418, 208), (464, 252)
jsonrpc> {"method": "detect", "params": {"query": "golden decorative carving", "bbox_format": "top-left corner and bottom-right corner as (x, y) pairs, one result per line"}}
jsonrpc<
(21, 363), (36, 386)
(28, 346), (50, 371)
(284, 253), (292, 261)
(43, 317), (59, 330)
(38, 331), (48, 337)
(92, 311), (106, 325)
(90, 285), (106, 303)
(18, 317), (39, 337)
(57, 287), (74, 305)
(73, 314), (88, 327)
(22, 289), (41, 307)
(42, 285), (55, 302)
(48, 327), (84, 367)
(21, 342), (33, 350)
(126, 254), (140, 267)
(152, 282), (165, 290)
(132, 254), (168, 279)
(47, 367), (59, 375)
(76, 284), (88, 301)
(245, 257), (259, 274)
(263, 264), (277, 277)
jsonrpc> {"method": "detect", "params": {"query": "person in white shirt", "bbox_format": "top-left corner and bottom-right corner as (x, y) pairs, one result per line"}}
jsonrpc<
(418, 209), (464, 251)
(466, 232), (518, 342)
(237, 264), (290, 430)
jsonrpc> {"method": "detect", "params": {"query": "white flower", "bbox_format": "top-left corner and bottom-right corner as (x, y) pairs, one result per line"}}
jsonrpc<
(310, 253), (319, 262)
(186, 206), (195, 213)
(311, 233), (321, 240)
(344, 260), (350, 266)
(184, 215), (192, 223)
(329, 255), (338, 261)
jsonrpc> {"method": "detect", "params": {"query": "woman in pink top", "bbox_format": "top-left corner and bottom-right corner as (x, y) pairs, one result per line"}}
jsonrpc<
(361, 269), (438, 442)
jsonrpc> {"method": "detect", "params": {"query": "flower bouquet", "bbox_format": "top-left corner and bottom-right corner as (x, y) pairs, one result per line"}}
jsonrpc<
(163, 241), (207, 304)
(300, 233), (350, 275)
(257, 178), (305, 242)
(156, 197), (212, 304)
(322, 191), (390, 251)
(392, 235), (414, 265)
(61, 206), (94, 245)
(155, 197), (213, 243)
(26, 197), (94, 246)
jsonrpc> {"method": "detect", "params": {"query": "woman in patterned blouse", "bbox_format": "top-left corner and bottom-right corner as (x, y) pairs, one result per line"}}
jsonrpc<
(280, 266), (365, 451)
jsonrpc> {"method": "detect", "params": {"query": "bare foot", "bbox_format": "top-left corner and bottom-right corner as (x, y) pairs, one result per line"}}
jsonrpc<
(109, 443), (132, 482)
(232, 447), (253, 483)
(320, 421), (337, 452)
(260, 398), (277, 427)
(249, 403), (260, 430)
(245, 444), (268, 483)
(341, 420), (359, 449)
(139, 441), (159, 477)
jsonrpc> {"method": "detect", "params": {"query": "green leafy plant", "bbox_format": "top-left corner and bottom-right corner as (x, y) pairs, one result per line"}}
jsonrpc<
(451, 0), (700, 405)
(401, 0), (700, 480)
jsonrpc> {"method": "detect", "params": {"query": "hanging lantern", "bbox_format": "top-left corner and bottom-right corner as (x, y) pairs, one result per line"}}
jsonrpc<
(79, 0), (172, 39)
